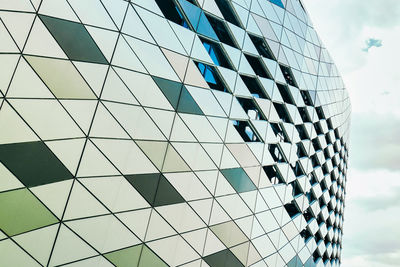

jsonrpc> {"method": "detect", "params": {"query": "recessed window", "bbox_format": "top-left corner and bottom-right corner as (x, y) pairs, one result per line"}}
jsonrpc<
(314, 122), (323, 135)
(312, 138), (321, 151)
(313, 251), (321, 263)
(240, 75), (268, 99)
(244, 54), (272, 79)
(309, 172), (318, 185)
(298, 107), (311, 122)
(327, 118), (333, 130)
(306, 190), (317, 203)
(325, 133), (332, 145)
(322, 163), (329, 175)
(195, 61), (228, 91)
(311, 154), (320, 168)
(296, 125), (308, 140)
(284, 202), (300, 218)
(316, 106), (325, 120)
(293, 161), (305, 177)
(263, 165), (284, 184)
(268, 144), (286, 163)
(214, 0), (242, 27)
(301, 90), (313, 106)
(291, 180), (303, 196)
(303, 208), (314, 222)
(276, 83), (295, 105)
(334, 129), (339, 139)
(200, 37), (233, 69)
(249, 34), (274, 59)
(155, 0), (190, 28)
(205, 14), (238, 48)
(232, 120), (261, 142)
(279, 64), (298, 87)
(274, 103), (293, 123)
(271, 123), (289, 142)
(297, 143), (307, 158)
(237, 97), (265, 120)
(300, 229), (312, 242)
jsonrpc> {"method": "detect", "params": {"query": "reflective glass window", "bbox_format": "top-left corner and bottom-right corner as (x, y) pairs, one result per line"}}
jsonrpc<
(200, 37), (233, 69)
(195, 62), (228, 92)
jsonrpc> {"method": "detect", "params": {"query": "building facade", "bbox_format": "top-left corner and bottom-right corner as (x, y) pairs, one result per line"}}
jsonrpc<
(0, 0), (350, 266)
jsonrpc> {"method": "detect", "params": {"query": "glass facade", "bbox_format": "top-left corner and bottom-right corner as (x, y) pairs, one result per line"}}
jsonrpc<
(0, 0), (350, 266)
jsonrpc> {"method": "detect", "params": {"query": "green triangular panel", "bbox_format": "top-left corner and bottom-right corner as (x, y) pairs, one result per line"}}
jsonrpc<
(136, 141), (168, 171)
(0, 141), (73, 187)
(39, 15), (107, 64)
(153, 76), (183, 109)
(177, 86), (204, 115)
(203, 248), (244, 267)
(105, 244), (142, 267)
(220, 168), (256, 193)
(138, 244), (168, 267)
(0, 189), (58, 236)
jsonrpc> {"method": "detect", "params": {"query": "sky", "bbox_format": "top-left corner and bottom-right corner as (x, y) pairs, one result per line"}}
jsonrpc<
(301, 0), (400, 266)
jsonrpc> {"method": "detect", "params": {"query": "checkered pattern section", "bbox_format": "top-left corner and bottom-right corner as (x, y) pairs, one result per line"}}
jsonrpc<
(0, 0), (350, 266)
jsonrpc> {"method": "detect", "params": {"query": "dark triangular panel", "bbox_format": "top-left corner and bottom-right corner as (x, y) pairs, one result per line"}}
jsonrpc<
(39, 15), (108, 64)
(153, 76), (183, 109)
(0, 141), (73, 187)
(203, 249), (244, 267)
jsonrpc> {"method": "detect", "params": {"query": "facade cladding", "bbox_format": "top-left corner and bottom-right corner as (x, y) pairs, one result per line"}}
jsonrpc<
(0, 0), (350, 267)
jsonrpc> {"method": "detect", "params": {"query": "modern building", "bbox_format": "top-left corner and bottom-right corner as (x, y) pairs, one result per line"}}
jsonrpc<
(0, 0), (350, 266)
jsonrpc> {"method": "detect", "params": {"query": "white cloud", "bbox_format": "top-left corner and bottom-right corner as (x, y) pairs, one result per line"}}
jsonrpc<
(342, 169), (400, 267)
(301, 0), (400, 266)
(350, 113), (400, 170)
(303, 0), (400, 115)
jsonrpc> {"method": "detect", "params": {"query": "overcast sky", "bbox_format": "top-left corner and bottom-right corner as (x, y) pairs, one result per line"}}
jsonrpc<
(301, 0), (400, 266)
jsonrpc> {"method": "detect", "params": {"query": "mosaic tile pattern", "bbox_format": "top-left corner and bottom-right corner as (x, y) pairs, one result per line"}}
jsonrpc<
(0, 0), (350, 266)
